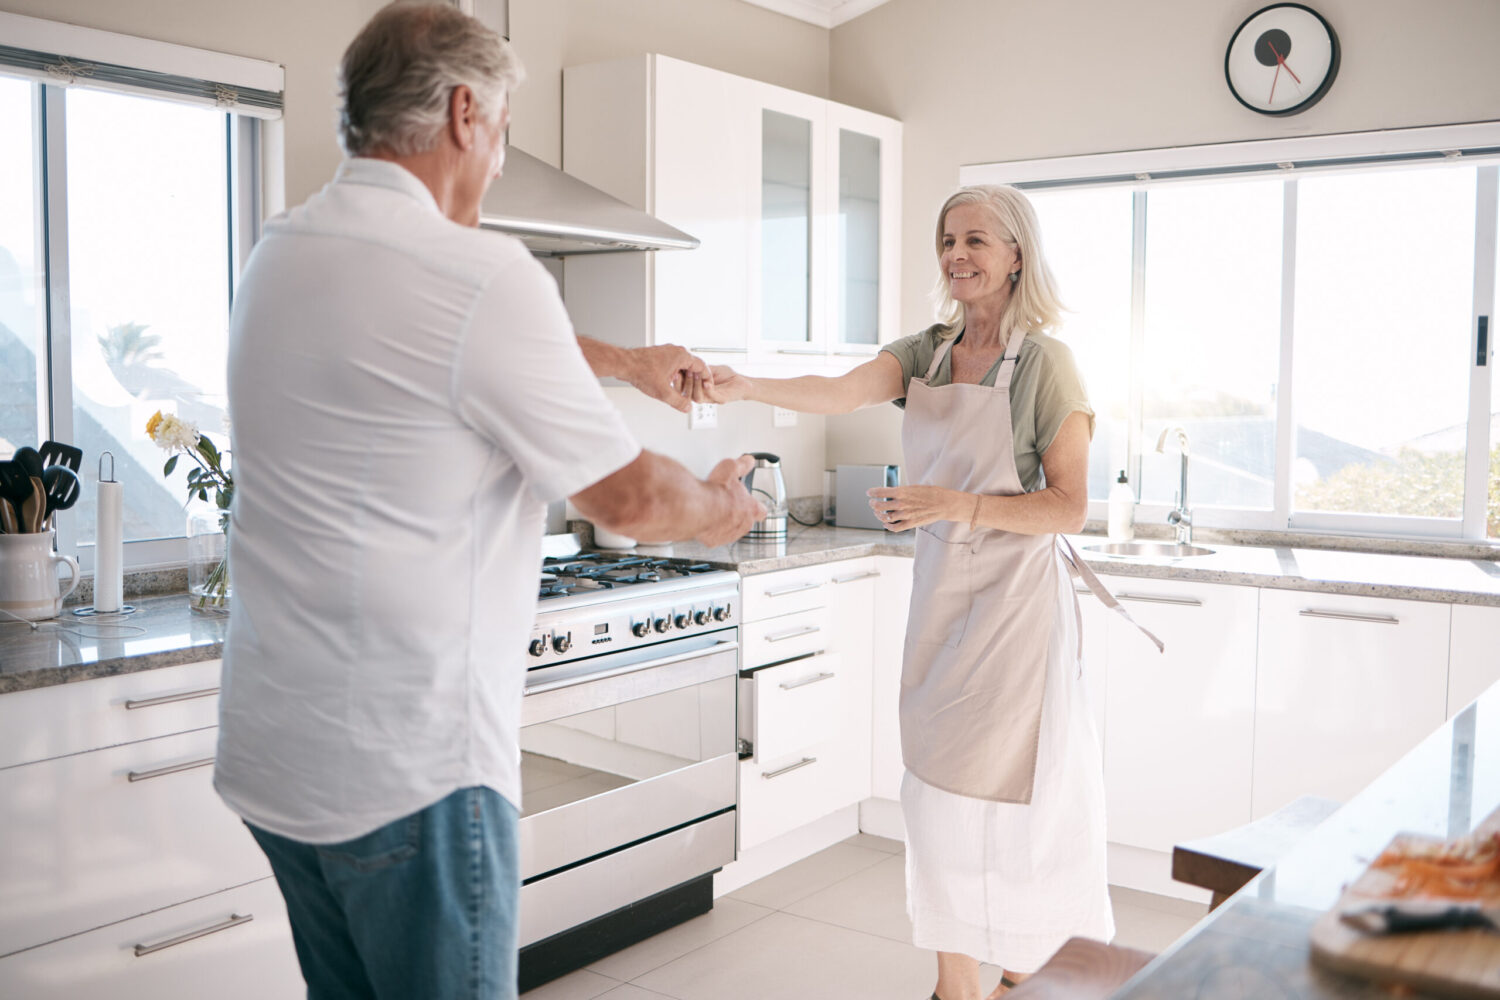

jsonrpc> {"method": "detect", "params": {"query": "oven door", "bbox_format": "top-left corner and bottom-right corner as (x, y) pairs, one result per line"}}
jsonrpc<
(518, 630), (737, 946)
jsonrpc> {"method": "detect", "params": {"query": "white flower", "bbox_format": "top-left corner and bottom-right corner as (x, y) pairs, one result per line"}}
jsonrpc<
(146, 410), (201, 453)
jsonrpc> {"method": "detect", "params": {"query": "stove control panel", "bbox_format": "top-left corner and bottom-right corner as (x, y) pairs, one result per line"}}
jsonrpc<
(527, 581), (740, 667)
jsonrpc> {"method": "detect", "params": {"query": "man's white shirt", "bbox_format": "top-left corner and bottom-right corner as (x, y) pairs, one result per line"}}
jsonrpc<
(215, 158), (640, 843)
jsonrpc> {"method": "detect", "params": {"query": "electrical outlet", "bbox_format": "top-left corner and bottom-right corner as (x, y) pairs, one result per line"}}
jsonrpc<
(688, 401), (718, 430)
(772, 406), (797, 428)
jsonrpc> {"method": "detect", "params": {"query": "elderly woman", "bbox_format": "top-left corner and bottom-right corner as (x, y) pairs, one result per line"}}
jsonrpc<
(695, 185), (1154, 999)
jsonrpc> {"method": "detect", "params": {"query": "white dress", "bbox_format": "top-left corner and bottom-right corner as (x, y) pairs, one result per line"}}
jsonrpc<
(900, 552), (1115, 972)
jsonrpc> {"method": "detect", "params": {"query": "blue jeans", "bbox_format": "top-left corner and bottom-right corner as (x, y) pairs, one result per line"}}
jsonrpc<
(248, 787), (520, 1000)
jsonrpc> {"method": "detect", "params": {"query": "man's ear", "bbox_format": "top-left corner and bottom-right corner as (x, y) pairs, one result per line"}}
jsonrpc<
(449, 84), (477, 151)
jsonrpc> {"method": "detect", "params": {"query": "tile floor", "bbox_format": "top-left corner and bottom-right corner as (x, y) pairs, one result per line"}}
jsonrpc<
(521, 834), (1207, 1000)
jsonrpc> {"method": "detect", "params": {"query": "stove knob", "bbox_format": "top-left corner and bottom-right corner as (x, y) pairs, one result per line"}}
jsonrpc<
(674, 613), (691, 630)
(694, 609), (710, 625)
(653, 617), (672, 633)
(528, 638), (547, 657)
(631, 621), (651, 638)
(712, 606), (729, 622)
(552, 634), (572, 654)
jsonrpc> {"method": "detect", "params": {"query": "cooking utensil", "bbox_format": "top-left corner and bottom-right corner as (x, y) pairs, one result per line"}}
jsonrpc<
(13, 446), (42, 482)
(22, 476), (45, 533)
(0, 461), (29, 533)
(741, 452), (788, 540)
(38, 440), (83, 473)
(41, 464), (80, 524)
(1341, 899), (1500, 935)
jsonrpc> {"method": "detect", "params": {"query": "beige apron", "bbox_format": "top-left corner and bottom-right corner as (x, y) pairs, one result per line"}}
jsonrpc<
(898, 332), (1160, 804)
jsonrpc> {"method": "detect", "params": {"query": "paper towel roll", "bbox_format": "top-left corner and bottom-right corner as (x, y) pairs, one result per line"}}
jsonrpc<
(95, 479), (123, 613)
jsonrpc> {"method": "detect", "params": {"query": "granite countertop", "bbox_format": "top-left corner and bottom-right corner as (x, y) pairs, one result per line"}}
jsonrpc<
(3, 527), (1497, 695)
(1114, 677), (1500, 998)
(654, 522), (1500, 607)
(0, 595), (226, 695)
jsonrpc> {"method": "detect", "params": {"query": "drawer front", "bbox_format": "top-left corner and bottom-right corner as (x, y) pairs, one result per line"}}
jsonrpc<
(0, 877), (302, 1000)
(741, 566), (830, 623)
(741, 607), (830, 670)
(752, 653), (843, 762)
(0, 727), (271, 956)
(737, 748), (842, 851)
(0, 659), (223, 770)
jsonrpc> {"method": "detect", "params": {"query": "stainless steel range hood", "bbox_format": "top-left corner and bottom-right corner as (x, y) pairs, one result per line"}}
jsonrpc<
(479, 146), (698, 256)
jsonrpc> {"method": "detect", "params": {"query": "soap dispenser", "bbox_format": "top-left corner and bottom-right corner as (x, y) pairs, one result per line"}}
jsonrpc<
(1107, 470), (1135, 541)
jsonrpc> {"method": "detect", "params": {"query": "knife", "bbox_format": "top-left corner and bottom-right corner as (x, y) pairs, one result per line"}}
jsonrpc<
(1340, 899), (1500, 935)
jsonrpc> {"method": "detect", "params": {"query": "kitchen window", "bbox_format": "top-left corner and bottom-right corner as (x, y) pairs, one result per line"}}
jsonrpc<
(969, 124), (1500, 541)
(0, 12), (282, 569)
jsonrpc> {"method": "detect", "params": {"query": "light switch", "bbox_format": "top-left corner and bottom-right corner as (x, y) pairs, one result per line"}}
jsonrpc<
(772, 407), (797, 428)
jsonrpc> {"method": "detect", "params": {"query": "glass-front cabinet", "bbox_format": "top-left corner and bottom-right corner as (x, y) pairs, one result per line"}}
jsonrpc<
(561, 55), (902, 376)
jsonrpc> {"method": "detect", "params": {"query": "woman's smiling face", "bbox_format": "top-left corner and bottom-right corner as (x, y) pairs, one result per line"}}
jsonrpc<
(940, 202), (1020, 309)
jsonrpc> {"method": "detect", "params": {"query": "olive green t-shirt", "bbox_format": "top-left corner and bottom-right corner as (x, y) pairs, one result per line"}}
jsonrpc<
(880, 325), (1095, 493)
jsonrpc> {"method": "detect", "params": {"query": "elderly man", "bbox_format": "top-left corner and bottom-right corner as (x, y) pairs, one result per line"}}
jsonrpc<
(213, 5), (762, 998)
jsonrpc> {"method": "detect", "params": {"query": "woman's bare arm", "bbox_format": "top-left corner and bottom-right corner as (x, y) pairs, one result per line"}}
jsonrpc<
(691, 352), (905, 415)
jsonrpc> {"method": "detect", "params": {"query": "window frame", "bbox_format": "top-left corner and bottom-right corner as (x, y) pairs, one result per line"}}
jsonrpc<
(963, 123), (1500, 542)
(3, 14), (281, 572)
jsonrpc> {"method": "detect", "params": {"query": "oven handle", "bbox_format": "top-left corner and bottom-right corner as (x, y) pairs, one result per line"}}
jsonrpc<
(524, 640), (739, 696)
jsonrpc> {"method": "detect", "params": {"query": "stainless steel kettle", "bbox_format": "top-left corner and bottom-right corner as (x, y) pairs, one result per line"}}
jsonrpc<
(742, 452), (788, 540)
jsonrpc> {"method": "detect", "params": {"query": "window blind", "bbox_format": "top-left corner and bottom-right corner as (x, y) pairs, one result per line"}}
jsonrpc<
(0, 11), (283, 119)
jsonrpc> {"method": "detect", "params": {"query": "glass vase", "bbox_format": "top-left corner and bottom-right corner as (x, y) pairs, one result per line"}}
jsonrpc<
(186, 503), (231, 614)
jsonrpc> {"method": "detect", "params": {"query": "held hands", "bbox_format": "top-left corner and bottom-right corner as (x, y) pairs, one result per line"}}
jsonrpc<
(689, 365), (752, 405)
(868, 485), (969, 532)
(625, 344), (710, 413)
(698, 454), (766, 547)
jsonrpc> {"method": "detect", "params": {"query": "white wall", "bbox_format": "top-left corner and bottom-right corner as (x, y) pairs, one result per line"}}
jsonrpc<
(823, 0), (1500, 466)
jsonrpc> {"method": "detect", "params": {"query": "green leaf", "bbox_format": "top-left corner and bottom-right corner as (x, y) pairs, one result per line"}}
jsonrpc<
(163, 455), (178, 476)
(198, 435), (219, 464)
(196, 487), (208, 502)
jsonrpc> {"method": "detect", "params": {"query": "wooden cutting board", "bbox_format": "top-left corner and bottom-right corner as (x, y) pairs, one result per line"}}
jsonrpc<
(1310, 810), (1500, 998)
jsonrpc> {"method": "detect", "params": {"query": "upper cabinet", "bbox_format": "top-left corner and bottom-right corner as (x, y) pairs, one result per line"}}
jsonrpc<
(562, 55), (902, 374)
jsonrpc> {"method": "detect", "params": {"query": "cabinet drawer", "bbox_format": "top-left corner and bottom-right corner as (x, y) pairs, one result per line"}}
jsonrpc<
(0, 877), (302, 1000)
(752, 653), (843, 762)
(742, 607), (830, 669)
(741, 566), (830, 622)
(0, 727), (270, 957)
(738, 748), (843, 851)
(0, 660), (223, 770)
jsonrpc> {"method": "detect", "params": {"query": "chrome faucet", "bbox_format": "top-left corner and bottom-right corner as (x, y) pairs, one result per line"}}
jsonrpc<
(1155, 426), (1193, 545)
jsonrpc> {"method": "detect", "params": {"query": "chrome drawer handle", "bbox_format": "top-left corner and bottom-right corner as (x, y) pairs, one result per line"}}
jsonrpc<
(765, 624), (821, 643)
(764, 581), (822, 598)
(1117, 594), (1203, 608)
(762, 756), (817, 779)
(1299, 609), (1399, 625)
(779, 671), (835, 691)
(833, 350), (877, 357)
(128, 756), (216, 783)
(831, 571), (881, 584)
(134, 912), (253, 957)
(125, 687), (220, 710)
(689, 346), (742, 353)
(775, 347), (826, 355)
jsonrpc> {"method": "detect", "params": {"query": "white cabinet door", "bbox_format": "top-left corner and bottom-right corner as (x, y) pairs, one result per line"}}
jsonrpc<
(870, 556), (913, 801)
(825, 102), (902, 358)
(0, 877), (301, 1000)
(1253, 590), (1449, 819)
(827, 558), (880, 803)
(0, 727), (271, 956)
(1449, 603), (1500, 717)
(1102, 577), (1258, 852)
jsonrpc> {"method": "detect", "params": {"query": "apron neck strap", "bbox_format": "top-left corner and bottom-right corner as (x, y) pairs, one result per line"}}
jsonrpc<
(924, 337), (955, 381)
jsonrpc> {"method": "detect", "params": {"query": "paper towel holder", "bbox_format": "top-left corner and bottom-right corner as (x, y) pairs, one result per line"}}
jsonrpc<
(73, 451), (136, 617)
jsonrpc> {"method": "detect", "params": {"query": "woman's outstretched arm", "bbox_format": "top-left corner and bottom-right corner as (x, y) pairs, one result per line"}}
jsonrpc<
(692, 352), (905, 415)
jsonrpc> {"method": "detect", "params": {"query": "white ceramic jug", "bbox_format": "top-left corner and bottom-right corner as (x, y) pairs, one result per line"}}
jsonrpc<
(0, 531), (80, 622)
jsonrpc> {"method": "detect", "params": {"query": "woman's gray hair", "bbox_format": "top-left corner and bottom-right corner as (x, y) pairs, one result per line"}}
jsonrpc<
(930, 185), (1065, 345)
(338, 2), (525, 158)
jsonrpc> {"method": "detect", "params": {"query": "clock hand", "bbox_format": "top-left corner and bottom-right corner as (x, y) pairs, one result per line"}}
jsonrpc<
(1269, 60), (1281, 105)
(1267, 40), (1302, 84)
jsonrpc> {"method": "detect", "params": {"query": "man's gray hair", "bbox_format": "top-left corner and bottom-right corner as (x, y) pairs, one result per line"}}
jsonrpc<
(338, 2), (525, 158)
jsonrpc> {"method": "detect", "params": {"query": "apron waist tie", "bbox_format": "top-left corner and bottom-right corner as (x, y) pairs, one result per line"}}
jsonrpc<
(1057, 537), (1166, 666)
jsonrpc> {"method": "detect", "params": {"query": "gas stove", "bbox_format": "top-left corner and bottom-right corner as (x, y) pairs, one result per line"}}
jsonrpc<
(527, 549), (740, 670)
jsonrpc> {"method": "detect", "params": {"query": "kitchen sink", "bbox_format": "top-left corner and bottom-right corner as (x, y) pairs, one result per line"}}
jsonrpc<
(1083, 541), (1216, 559)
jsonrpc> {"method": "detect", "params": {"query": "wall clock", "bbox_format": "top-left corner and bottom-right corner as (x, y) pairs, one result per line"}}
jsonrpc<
(1225, 3), (1340, 116)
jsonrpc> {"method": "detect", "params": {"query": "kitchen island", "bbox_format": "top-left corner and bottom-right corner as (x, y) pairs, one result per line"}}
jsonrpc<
(1109, 671), (1499, 999)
